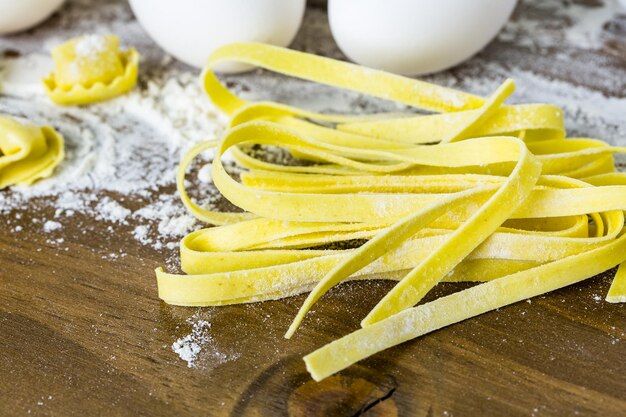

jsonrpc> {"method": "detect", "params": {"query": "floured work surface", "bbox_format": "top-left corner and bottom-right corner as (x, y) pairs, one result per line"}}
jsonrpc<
(0, 1), (625, 416)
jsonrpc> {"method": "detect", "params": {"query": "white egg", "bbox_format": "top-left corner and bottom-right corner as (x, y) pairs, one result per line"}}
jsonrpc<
(129, 0), (306, 71)
(0, 0), (65, 35)
(329, 0), (518, 75)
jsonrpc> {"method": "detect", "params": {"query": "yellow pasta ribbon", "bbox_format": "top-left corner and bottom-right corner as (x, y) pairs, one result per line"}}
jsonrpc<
(43, 35), (139, 106)
(155, 42), (626, 380)
(304, 230), (626, 381)
(606, 262), (626, 303)
(0, 115), (64, 189)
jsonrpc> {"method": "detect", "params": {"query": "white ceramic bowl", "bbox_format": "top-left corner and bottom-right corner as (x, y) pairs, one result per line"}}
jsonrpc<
(129, 0), (306, 71)
(329, 0), (518, 75)
(0, 0), (65, 35)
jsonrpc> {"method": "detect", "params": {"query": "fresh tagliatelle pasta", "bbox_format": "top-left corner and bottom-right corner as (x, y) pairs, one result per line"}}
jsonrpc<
(0, 115), (64, 189)
(155, 43), (626, 381)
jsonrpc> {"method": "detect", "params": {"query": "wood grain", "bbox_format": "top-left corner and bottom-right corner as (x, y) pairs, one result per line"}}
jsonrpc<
(1, 205), (625, 416)
(1, 1), (626, 416)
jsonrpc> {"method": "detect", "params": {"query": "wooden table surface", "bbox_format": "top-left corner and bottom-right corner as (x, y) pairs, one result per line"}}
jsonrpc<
(1, 1), (625, 416)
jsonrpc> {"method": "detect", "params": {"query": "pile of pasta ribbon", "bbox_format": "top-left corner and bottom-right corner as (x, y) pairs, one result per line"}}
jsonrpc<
(156, 43), (626, 381)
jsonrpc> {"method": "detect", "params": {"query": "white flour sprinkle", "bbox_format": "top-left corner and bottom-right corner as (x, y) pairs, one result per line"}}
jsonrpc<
(132, 195), (198, 250)
(172, 319), (212, 368)
(74, 35), (107, 57)
(198, 164), (213, 183)
(43, 220), (62, 233)
(95, 197), (131, 224)
(172, 317), (240, 368)
(499, 0), (623, 50)
(132, 224), (149, 244)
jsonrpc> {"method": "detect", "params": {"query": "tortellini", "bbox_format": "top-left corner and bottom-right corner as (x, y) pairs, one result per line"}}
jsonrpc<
(43, 34), (139, 105)
(0, 115), (64, 189)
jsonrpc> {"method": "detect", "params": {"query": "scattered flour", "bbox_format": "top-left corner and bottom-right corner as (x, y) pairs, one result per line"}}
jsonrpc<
(132, 224), (149, 244)
(499, 0), (624, 50)
(172, 319), (212, 368)
(74, 34), (107, 57)
(132, 194), (199, 250)
(172, 316), (240, 368)
(95, 197), (131, 224)
(197, 164), (213, 183)
(43, 220), (62, 233)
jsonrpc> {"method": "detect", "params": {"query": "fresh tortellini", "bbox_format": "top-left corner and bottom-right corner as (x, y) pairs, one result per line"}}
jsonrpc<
(43, 34), (139, 105)
(0, 115), (64, 189)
